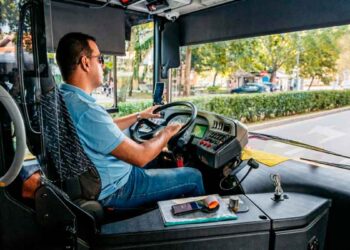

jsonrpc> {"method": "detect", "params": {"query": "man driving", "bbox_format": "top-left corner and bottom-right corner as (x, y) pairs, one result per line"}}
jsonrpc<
(22, 32), (204, 210)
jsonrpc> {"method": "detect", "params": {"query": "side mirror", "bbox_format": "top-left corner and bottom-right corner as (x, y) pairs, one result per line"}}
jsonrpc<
(161, 22), (180, 78)
(153, 82), (164, 105)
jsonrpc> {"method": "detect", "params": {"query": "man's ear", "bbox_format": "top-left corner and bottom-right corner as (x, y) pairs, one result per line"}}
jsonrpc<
(80, 56), (90, 72)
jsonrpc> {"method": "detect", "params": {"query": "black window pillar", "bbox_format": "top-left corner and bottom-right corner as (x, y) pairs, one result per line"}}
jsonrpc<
(153, 16), (162, 92)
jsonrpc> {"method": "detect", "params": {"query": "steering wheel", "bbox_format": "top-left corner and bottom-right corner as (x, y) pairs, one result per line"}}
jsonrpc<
(0, 85), (26, 187)
(132, 101), (197, 146)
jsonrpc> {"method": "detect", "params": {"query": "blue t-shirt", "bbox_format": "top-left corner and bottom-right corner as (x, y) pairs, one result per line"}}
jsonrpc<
(60, 83), (132, 200)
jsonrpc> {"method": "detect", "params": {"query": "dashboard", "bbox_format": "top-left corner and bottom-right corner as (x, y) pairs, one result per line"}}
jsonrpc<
(162, 109), (248, 168)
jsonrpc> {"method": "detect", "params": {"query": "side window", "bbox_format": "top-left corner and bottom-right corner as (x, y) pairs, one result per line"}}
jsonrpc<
(0, 1), (36, 160)
(0, 1), (19, 93)
(94, 22), (154, 109)
(0, 1), (35, 112)
(46, 22), (154, 110)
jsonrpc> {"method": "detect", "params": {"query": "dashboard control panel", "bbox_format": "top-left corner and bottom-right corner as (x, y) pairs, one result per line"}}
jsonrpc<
(139, 108), (248, 169)
(199, 131), (234, 152)
(192, 115), (248, 169)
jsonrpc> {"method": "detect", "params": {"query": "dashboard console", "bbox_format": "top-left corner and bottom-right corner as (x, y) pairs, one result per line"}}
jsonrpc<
(165, 109), (249, 169)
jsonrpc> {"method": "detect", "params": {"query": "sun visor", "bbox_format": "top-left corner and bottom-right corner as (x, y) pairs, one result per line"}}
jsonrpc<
(47, 1), (125, 55)
(179, 0), (350, 46)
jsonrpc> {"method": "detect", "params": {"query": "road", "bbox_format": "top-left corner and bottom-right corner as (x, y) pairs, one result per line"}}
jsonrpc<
(248, 110), (350, 165)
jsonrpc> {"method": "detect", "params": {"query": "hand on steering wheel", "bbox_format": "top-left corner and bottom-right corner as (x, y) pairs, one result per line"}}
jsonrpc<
(139, 105), (162, 120)
(132, 101), (197, 147)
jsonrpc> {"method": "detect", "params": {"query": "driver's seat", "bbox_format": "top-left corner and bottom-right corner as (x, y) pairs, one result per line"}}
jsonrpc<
(40, 85), (104, 221)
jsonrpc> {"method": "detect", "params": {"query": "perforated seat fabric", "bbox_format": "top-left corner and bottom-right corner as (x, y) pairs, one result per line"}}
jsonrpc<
(41, 86), (101, 198)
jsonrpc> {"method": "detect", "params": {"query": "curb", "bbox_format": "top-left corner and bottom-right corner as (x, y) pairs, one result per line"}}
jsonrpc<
(247, 106), (350, 131)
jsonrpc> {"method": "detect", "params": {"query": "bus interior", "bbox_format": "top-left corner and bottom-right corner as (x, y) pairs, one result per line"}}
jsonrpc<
(1, 0), (350, 249)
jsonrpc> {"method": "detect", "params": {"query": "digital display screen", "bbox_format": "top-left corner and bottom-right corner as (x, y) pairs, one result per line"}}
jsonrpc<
(192, 124), (208, 138)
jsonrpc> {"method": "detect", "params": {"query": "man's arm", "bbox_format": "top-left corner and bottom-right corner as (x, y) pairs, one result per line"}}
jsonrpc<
(114, 105), (160, 130)
(0, 34), (14, 47)
(110, 123), (181, 167)
(20, 161), (42, 199)
(22, 172), (41, 199)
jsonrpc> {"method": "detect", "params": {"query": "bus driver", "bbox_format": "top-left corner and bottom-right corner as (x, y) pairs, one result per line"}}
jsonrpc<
(22, 32), (205, 211)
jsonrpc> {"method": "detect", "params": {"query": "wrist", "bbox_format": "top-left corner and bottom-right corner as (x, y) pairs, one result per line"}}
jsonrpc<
(136, 112), (142, 121)
(163, 127), (174, 138)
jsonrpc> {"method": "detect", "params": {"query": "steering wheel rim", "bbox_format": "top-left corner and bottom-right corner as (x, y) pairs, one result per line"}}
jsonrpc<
(0, 85), (26, 187)
(132, 101), (197, 144)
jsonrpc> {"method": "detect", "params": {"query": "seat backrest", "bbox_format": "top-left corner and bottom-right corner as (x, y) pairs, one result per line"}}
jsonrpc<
(41, 86), (101, 201)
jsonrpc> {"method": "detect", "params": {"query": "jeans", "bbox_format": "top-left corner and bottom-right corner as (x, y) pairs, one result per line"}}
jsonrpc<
(100, 166), (205, 211)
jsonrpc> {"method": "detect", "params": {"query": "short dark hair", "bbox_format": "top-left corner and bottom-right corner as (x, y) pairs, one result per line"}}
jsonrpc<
(56, 32), (96, 81)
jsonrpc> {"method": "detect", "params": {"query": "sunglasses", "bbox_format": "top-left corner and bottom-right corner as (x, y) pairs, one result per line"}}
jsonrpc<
(78, 54), (104, 65)
(89, 54), (104, 65)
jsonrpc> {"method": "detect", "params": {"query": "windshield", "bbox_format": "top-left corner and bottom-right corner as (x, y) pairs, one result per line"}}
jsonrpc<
(171, 25), (350, 166)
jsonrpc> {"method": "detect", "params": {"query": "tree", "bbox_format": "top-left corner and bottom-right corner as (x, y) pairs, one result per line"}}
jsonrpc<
(336, 27), (350, 82)
(191, 34), (298, 86)
(0, 0), (18, 31)
(183, 47), (192, 96)
(257, 34), (298, 82)
(127, 23), (153, 97)
(299, 28), (344, 88)
(192, 42), (230, 86)
(227, 38), (263, 73)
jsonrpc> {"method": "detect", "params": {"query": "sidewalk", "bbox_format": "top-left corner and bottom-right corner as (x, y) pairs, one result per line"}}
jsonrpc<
(247, 106), (350, 131)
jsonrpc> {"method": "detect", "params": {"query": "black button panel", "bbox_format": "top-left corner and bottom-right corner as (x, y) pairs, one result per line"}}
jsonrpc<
(199, 131), (233, 151)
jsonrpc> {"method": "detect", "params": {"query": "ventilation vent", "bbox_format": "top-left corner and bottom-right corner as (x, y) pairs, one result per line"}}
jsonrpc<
(129, 0), (191, 14)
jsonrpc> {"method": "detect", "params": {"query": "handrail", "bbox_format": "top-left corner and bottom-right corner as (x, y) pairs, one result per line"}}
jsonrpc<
(0, 85), (26, 187)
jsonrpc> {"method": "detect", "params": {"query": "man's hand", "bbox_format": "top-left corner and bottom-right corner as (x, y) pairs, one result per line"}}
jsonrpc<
(110, 122), (183, 167)
(5, 34), (15, 42)
(22, 172), (41, 199)
(0, 34), (15, 47)
(140, 105), (161, 119)
(164, 122), (183, 137)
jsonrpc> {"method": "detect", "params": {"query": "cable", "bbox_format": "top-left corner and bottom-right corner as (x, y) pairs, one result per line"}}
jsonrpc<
(219, 175), (236, 191)
(219, 159), (240, 191)
(89, 0), (112, 9)
(237, 166), (253, 186)
(219, 158), (258, 191)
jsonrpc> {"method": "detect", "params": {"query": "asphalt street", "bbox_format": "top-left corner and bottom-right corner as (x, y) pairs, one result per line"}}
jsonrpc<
(248, 110), (350, 165)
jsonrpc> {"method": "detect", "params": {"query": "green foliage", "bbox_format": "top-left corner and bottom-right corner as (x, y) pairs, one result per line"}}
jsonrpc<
(0, 0), (18, 30)
(114, 90), (350, 123)
(193, 90), (350, 123)
(126, 22), (153, 96)
(299, 28), (345, 85)
(114, 100), (152, 117)
(206, 86), (220, 93)
(257, 33), (298, 80)
(227, 38), (263, 73)
(116, 91), (350, 123)
(192, 42), (231, 85)
(190, 27), (347, 85)
(191, 34), (299, 83)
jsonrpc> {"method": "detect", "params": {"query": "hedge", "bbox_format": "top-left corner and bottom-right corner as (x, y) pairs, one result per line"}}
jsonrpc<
(115, 90), (350, 123)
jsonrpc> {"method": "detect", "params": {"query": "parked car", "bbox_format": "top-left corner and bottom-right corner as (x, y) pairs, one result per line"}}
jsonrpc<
(262, 82), (279, 92)
(230, 83), (269, 94)
(342, 80), (350, 89)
